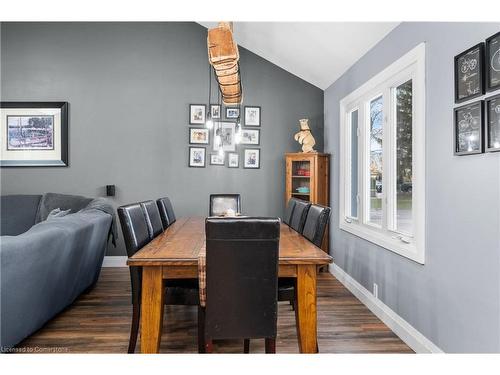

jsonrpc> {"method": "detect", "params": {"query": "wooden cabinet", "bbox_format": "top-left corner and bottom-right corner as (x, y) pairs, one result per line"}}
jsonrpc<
(285, 152), (330, 252)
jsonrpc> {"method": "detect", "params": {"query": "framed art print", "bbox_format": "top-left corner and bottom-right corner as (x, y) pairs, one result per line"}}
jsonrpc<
(210, 153), (225, 166)
(243, 148), (260, 169)
(486, 32), (500, 92)
(189, 127), (209, 144)
(189, 147), (206, 167)
(454, 100), (484, 155)
(244, 106), (261, 126)
(240, 129), (260, 145)
(189, 104), (206, 125)
(228, 152), (239, 168)
(210, 104), (221, 119)
(213, 122), (236, 152)
(1, 102), (68, 167)
(454, 43), (485, 103)
(225, 107), (240, 119)
(486, 94), (500, 152)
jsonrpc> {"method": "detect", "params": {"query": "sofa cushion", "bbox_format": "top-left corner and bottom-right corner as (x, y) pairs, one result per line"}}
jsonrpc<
(0, 195), (42, 236)
(36, 193), (92, 223)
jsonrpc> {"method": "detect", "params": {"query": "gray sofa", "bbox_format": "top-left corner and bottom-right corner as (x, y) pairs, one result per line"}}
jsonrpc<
(0, 193), (115, 350)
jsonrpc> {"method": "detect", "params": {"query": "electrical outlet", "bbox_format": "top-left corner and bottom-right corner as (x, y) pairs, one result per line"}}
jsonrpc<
(373, 283), (378, 299)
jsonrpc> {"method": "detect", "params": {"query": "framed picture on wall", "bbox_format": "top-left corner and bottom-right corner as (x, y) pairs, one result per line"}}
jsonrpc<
(454, 100), (484, 155)
(188, 147), (206, 167)
(189, 128), (209, 144)
(244, 106), (261, 126)
(213, 122), (236, 152)
(486, 32), (500, 92)
(454, 43), (485, 103)
(0, 101), (68, 167)
(225, 107), (240, 119)
(210, 104), (221, 119)
(486, 94), (500, 152)
(228, 152), (239, 168)
(240, 129), (260, 145)
(189, 104), (206, 125)
(210, 153), (225, 166)
(243, 148), (260, 169)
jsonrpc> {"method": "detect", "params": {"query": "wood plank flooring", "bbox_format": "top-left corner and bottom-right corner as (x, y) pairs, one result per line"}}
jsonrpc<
(16, 268), (413, 353)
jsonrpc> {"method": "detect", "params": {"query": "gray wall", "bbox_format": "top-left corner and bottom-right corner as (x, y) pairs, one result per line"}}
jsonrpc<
(325, 22), (500, 352)
(0, 22), (324, 256)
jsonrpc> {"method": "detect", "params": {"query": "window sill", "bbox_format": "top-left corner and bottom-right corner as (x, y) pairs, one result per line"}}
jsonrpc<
(339, 221), (425, 264)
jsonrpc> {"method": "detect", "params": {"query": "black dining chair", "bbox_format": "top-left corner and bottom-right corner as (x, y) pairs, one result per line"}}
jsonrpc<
(278, 203), (332, 340)
(302, 204), (331, 247)
(156, 197), (176, 229)
(289, 198), (311, 233)
(283, 198), (298, 225)
(118, 202), (199, 354)
(140, 200), (164, 239)
(199, 217), (280, 353)
(209, 194), (241, 216)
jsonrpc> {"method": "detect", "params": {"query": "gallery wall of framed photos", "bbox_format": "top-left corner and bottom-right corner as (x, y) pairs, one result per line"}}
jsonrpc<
(453, 31), (500, 155)
(188, 104), (262, 168)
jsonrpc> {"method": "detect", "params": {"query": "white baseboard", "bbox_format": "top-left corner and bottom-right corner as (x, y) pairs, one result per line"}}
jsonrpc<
(102, 256), (127, 267)
(329, 263), (443, 353)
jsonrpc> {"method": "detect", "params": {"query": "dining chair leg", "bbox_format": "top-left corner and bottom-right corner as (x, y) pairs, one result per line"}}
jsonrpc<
(128, 303), (140, 354)
(265, 338), (276, 354)
(205, 339), (214, 354)
(244, 339), (250, 353)
(198, 306), (206, 353)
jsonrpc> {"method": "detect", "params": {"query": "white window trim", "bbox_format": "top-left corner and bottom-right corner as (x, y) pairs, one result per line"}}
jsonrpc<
(339, 43), (426, 264)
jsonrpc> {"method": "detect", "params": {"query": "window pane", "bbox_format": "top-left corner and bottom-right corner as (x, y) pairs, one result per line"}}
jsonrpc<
(350, 110), (358, 218)
(369, 96), (383, 226)
(396, 80), (413, 234)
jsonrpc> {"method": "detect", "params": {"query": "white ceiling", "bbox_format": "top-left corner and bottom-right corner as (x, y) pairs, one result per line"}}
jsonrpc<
(199, 22), (399, 90)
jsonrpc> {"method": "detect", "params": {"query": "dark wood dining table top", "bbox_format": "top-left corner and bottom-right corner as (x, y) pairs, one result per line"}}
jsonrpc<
(127, 216), (333, 267)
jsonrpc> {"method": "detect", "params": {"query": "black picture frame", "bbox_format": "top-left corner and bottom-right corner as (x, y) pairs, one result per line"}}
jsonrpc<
(243, 148), (261, 169)
(485, 93), (500, 152)
(1, 101), (68, 167)
(209, 153), (225, 166)
(240, 128), (260, 145)
(454, 43), (485, 104)
(227, 152), (239, 168)
(188, 146), (206, 167)
(225, 107), (240, 119)
(244, 106), (261, 127)
(189, 104), (206, 125)
(210, 104), (221, 119)
(454, 100), (484, 156)
(189, 127), (210, 144)
(485, 32), (500, 93)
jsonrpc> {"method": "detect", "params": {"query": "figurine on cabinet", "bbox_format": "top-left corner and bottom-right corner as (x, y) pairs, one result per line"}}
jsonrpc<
(294, 118), (316, 153)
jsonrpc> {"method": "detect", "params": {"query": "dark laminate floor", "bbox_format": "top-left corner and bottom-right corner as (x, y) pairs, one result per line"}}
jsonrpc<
(17, 268), (413, 354)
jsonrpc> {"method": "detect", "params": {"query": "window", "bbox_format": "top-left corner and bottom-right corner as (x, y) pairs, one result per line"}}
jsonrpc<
(339, 43), (426, 264)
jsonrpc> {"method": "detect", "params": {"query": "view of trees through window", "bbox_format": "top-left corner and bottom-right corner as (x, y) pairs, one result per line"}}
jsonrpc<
(369, 95), (383, 226)
(395, 80), (413, 234)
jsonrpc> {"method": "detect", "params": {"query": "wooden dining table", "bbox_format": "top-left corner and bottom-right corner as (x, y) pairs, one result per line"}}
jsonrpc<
(127, 216), (333, 353)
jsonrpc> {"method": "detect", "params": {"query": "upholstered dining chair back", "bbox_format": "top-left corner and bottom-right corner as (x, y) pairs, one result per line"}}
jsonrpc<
(140, 200), (163, 239)
(117, 203), (151, 305)
(283, 198), (298, 225)
(156, 197), (176, 229)
(289, 199), (311, 233)
(204, 217), (280, 340)
(302, 204), (331, 247)
(209, 194), (241, 216)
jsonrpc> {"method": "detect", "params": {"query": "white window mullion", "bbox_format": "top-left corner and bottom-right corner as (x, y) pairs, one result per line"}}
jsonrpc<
(386, 86), (396, 232)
